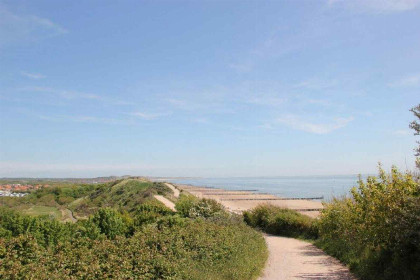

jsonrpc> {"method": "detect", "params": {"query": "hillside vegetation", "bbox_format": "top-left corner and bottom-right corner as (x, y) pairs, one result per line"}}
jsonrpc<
(0, 179), (267, 280)
(0, 179), (171, 219)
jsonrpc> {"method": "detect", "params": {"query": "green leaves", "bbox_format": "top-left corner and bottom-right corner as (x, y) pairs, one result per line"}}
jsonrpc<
(243, 205), (318, 239)
(0, 186), (268, 280)
(317, 166), (420, 279)
(175, 195), (225, 218)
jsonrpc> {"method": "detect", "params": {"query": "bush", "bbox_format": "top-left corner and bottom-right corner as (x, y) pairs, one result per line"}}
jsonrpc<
(175, 195), (225, 218)
(133, 199), (174, 226)
(243, 204), (318, 239)
(0, 180), (269, 280)
(0, 207), (77, 247)
(90, 208), (128, 239)
(0, 217), (267, 280)
(317, 167), (420, 280)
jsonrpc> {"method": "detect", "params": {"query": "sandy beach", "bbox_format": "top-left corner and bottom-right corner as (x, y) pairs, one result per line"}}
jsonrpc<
(175, 184), (324, 218)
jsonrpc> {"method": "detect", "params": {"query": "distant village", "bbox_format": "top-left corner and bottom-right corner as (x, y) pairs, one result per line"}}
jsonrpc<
(0, 183), (48, 197)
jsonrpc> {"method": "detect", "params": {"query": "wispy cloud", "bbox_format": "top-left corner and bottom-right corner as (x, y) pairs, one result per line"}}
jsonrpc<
(389, 73), (420, 87)
(19, 86), (131, 105)
(294, 78), (338, 90)
(0, 5), (67, 46)
(245, 96), (286, 107)
(268, 115), (354, 134)
(130, 112), (170, 120)
(166, 98), (189, 109)
(20, 86), (101, 100)
(327, 0), (420, 14)
(21, 71), (46, 80)
(0, 161), (157, 173)
(392, 129), (411, 136)
(191, 118), (210, 124)
(228, 62), (253, 73)
(305, 99), (332, 106)
(39, 115), (131, 125)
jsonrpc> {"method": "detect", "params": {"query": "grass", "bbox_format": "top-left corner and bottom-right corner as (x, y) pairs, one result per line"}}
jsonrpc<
(65, 179), (172, 217)
(21, 205), (62, 219)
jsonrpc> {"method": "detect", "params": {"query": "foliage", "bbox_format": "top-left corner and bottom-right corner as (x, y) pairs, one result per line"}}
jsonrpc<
(317, 166), (420, 280)
(0, 220), (267, 280)
(72, 179), (172, 217)
(410, 104), (420, 169)
(0, 180), (268, 280)
(175, 194), (225, 218)
(0, 179), (173, 221)
(0, 207), (77, 247)
(133, 199), (174, 226)
(243, 204), (318, 239)
(0, 211), (267, 280)
(90, 208), (129, 239)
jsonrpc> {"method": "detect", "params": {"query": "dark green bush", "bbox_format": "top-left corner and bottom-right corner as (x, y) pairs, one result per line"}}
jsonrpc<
(243, 204), (318, 239)
(90, 208), (129, 239)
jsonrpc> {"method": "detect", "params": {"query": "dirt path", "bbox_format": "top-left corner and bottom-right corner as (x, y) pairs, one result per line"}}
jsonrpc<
(175, 184), (356, 280)
(260, 235), (356, 280)
(62, 208), (77, 223)
(154, 195), (176, 211)
(164, 183), (180, 197)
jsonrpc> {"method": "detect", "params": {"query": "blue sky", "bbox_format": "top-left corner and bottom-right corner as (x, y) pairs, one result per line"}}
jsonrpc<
(0, 0), (419, 177)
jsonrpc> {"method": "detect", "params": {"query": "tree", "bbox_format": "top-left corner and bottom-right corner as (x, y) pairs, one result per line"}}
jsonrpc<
(91, 208), (127, 239)
(410, 104), (420, 168)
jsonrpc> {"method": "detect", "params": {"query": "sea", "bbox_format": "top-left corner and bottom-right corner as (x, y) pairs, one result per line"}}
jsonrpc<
(166, 175), (370, 201)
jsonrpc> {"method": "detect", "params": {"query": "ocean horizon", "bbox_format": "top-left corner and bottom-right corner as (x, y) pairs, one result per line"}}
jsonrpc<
(166, 174), (371, 201)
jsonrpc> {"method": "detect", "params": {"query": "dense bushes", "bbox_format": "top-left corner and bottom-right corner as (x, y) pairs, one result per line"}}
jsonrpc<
(0, 207), (77, 246)
(0, 219), (267, 280)
(317, 167), (420, 280)
(0, 185), (268, 280)
(134, 199), (174, 226)
(243, 204), (318, 239)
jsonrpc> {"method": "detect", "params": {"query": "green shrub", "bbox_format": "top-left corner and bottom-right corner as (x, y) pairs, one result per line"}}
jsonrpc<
(133, 199), (174, 226)
(317, 167), (420, 280)
(175, 195), (225, 218)
(243, 204), (318, 239)
(0, 180), (269, 280)
(0, 218), (267, 280)
(0, 207), (77, 247)
(90, 208), (128, 239)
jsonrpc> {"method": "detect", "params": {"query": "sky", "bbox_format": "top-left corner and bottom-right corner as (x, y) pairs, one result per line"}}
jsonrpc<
(0, 0), (419, 178)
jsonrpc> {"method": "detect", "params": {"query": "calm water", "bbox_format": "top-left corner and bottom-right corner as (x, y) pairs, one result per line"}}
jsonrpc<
(167, 175), (368, 201)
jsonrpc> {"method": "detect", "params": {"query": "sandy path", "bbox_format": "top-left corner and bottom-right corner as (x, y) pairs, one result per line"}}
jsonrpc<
(61, 208), (77, 223)
(164, 183), (180, 198)
(175, 184), (356, 280)
(154, 195), (176, 211)
(260, 235), (356, 280)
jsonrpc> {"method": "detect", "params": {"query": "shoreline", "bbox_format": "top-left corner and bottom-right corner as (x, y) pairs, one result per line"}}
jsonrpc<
(173, 183), (323, 218)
